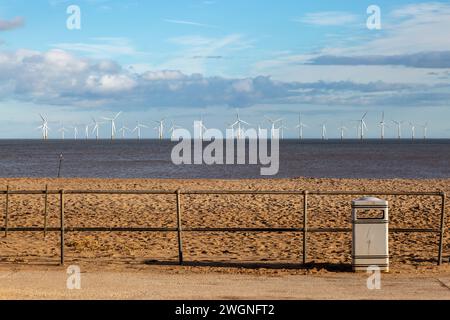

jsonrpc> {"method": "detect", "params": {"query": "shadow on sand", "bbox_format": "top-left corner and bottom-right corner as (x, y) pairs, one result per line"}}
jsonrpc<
(144, 259), (353, 272)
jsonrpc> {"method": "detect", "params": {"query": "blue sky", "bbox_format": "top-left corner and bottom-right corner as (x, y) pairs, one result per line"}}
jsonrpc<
(0, 0), (449, 138)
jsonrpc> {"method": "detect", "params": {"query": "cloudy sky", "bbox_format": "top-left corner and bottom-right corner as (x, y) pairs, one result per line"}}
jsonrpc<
(0, 0), (449, 138)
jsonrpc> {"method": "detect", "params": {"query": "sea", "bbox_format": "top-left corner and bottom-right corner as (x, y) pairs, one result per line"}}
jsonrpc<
(0, 139), (449, 179)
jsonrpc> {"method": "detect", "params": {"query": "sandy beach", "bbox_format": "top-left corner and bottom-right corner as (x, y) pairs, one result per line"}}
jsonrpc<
(0, 177), (448, 276)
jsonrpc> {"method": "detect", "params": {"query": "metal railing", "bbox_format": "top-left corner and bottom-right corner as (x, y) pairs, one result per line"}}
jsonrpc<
(1, 187), (447, 266)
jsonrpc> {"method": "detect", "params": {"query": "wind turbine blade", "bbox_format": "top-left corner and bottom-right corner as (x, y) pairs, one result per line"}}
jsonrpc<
(363, 121), (368, 131)
(114, 111), (122, 120)
(362, 112), (368, 120)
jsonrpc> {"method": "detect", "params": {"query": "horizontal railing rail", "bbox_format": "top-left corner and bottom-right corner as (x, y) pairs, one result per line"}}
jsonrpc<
(1, 187), (446, 267)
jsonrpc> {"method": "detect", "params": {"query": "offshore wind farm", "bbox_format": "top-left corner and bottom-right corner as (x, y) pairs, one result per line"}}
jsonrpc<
(13, 109), (445, 179)
(34, 110), (440, 141)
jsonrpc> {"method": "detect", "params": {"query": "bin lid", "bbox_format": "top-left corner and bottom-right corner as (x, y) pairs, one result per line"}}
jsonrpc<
(352, 196), (388, 206)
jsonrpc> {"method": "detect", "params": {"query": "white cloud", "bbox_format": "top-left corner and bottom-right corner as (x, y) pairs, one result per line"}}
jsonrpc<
(142, 70), (187, 81)
(86, 74), (137, 93)
(232, 79), (254, 93)
(163, 19), (218, 29)
(52, 37), (141, 59)
(294, 11), (359, 26)
(160, 34), (252, 75)
(254, 2), (450, 83)
(1, 48), (448, 111)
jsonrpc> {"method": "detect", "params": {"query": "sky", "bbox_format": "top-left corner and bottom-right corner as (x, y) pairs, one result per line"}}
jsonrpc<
(0, 0), (449, 138)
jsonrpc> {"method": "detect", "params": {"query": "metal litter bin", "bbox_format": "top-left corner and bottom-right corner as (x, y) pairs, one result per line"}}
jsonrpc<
(352, 197), (389, 272)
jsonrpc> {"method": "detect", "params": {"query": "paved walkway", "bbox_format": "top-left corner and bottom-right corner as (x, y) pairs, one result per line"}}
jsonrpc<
(1, 268), (450, 299)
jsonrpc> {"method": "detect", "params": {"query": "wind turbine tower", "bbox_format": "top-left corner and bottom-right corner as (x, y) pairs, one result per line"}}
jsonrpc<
(58, 125), (68, 140)
(195, 116), (208, 140)
(133, 122), (148, 140)
(409, 122), (416, 140)
(295, 114), (308, 140)
(257, 123), (265, 138)
(119, 125), (131, 139)
(231, 109), (250, 139)
(421, 122), (429, 140)
(169, 121), (182, 140)
(392, 120), (404, 139)
(154, 119), (165, 140)
(321, 122), (327, 141)
(84, 124), (90, 140)
(338, 123), (348, 141)
(102, 111), (122, 140)
(91, 118), (104, 141)
(265, 116), (283, 140)
(71, 126), (79, 140)
(355, 112), (368, 141)
(379, 112), (388, 140)
(38, 114), (50, 140)
(279, 120), (289, 140)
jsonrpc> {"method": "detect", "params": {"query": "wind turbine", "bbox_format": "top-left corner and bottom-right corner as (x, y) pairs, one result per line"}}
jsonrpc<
(154, 119), (165, 140)
(58, 124), (69, 140)
(71, 126), (79, 140)
(338, 123), (348, 141)
(353, 112), (368, 140)
(409, 122), (416, 140)
(102, 111), (122, 140)
(195, 116), (208, 139)
(257, 122), (266, 138)
(379, 111), (388, 140)
(38, 114), (50, 140)
(392, 120), (404, 139)
(133, 122), (148, 140)
(320, 122), (327, 140)
(119, 125), (131, 139)
(279, 120), (289, 140)
(265, 116), (283, 140)
(231, 109), (250, 139)
(420, 122), (429, 140)
(84, 124), (91, 140)
(91, 118), (104, 140)
(169, 121), (182, 140)
(353, 124), (360, 139)
(295, 114), (308, 140)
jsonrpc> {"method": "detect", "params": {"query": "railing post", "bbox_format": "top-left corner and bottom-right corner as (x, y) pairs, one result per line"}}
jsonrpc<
(44, 184), (49, 238)
(438, 192), (446, 266)
(176, 190), (184, 265)
(60, 190), (65, 266)
(303, 190), (308, 265)
(4, 185), (9, 238)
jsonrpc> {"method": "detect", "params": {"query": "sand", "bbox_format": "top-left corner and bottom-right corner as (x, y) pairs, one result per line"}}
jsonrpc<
(1, 268), (450, 299)
(0, 177), (449, 275)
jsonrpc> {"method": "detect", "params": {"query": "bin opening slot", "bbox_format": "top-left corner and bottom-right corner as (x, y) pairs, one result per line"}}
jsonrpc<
(356, 209), (385, 220)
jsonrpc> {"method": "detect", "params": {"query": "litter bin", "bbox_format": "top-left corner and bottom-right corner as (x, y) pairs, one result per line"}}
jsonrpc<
(352, 197), (389, 272)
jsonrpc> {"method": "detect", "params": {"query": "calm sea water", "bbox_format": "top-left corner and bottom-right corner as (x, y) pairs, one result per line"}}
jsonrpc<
(0, 139), (449, 179)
